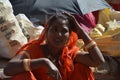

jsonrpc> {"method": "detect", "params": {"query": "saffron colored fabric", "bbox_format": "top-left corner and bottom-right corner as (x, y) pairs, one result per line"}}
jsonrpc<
(11, 24), (94, 80)
(12, 41), (94, 80)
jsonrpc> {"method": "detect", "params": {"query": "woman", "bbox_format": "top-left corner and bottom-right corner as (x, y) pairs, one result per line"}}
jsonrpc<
(3, 12), (105, 80)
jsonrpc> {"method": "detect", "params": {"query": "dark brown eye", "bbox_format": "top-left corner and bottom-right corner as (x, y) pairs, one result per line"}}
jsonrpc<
(61, 29), (68, 34)
(49, 26), (57, 33)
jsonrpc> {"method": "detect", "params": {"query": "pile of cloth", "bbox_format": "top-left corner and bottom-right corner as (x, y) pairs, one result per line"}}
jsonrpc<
(90, 8), (120, 80)
(90, 8), (120, 57)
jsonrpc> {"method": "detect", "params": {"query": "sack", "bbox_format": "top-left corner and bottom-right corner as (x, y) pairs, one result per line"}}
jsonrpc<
(16, 14), (44, 41)
(0, 0), (28, 59)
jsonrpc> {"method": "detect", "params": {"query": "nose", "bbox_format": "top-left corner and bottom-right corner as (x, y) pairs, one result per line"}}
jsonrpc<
(56, 32), (62, 37)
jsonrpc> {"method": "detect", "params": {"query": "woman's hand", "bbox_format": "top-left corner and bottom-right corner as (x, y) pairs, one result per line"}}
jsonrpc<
(62, 12), (83, 30)
(44, 58), (62, 80)
(62, 12), (85, 38)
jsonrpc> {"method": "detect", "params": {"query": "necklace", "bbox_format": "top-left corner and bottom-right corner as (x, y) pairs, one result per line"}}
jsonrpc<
(42, 44), (61, 66)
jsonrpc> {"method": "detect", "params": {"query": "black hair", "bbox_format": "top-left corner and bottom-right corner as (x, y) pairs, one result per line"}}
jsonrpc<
(47, 13), (74, 30)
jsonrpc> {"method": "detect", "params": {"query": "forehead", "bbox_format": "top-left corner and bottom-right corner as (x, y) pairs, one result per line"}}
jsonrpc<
(52, 18), (69, 26)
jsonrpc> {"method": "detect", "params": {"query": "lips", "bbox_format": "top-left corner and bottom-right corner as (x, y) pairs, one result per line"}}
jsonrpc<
(54, 38), (63, 43)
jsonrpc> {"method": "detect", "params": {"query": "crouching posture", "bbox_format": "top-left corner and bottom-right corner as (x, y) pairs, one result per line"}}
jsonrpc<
(4, 12), (105, 80)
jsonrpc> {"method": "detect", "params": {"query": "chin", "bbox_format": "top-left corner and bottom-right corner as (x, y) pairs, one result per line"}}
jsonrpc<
(53, 44), (65, 48)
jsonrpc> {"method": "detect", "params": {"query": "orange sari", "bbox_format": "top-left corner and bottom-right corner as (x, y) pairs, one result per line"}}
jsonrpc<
(12, 26), (94, 80)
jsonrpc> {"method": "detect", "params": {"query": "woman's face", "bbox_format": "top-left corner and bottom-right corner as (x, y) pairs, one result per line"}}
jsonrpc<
(46, 18), (70, 48)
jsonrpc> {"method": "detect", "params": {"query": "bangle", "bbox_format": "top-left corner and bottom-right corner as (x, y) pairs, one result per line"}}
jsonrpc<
(22, 59), (31, 71)
(0, 69), (12, 79)
(85, 40), (97, 50)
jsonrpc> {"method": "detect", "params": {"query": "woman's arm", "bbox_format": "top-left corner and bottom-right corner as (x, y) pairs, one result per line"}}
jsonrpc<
(4, 51), (61, 80)
(74, 50), (105, 67)
(63, 12), (105, 67)
(75, 25), (105, 67)
(4, 51), (47, 76)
